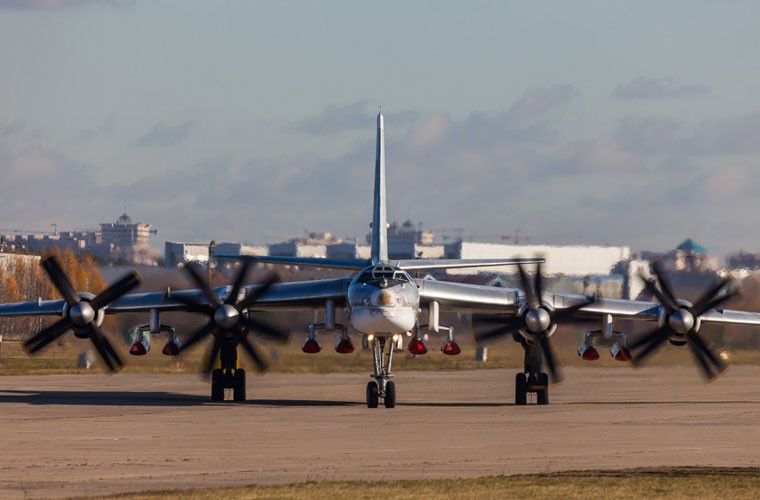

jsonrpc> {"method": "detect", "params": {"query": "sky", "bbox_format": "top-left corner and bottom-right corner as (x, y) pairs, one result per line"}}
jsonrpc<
(1, 1), (760, 259)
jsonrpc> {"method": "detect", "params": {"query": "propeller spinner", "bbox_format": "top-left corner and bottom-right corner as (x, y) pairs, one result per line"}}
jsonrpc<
(474, 262), (592, 383)
(174, 259), (289, 375)
(630, 261), (738, 380)
(24, 255), (141, 372)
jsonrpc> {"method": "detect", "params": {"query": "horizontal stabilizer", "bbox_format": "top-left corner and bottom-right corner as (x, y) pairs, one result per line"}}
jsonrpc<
(215, 255), (372, 270)
(393, 257), (545, 271)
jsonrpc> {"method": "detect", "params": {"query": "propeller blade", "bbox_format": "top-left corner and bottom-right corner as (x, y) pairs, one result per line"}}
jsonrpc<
(631, 325), (672, 365)
(236, 272), (280, 311)
(237, 329), (270, 372)
(24, 317), (74, 354)
(651, 260), (679, 310)
(690, 279), (737, 317)
(84, 324), (124, 372)
(639, 275), (678, 312)
(688, 330), (727, 379)
(471, 313), (515, 327)
(534, 261), (544, 306)
(203, 334), (223, 375)
(474, 317), (524, 344)
(226, 259), (252, 306)
(537, 332), (562, 383)
(171, 293), (216, 315)
(178, 321), (218, 354)
(41, 256), (80, 305)
(182, 261), (222, 307)
(89, 271), (141, 311)
(553, 299), (593, 323)
(686, 334), (717, 380)
(240, 316), (290, 344)
(517, 263), (539, 310)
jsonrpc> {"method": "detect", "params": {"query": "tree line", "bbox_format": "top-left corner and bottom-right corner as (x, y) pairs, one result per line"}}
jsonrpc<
(0, 248), (105, 340)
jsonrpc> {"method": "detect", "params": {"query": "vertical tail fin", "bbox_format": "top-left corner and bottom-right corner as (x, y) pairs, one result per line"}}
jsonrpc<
(370, 111), (388, 264)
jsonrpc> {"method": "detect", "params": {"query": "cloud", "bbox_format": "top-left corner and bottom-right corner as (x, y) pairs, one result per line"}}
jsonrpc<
(0, 121), (25, 138)
(555, 136), (638, 173)
(72, 114), (115, 144)
(685, 111), (760, 156)
(614, 115), (685, 155)
(0, 0), (131, 10)
(0, 145), (103, 228)
(295, 101), (420, 135)
(614, 76), (710, 100)
(134, 120), (196, 147)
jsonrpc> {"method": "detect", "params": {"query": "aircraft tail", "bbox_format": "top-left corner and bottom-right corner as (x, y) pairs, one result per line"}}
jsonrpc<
(370, 111), (388, 264)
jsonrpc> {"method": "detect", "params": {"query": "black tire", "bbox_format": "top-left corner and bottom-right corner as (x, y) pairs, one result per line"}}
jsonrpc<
(233, 369), (246, 402)
(536, 372), (549, 405)
(515, 372), (527, 406)
(366, 381), (379, 408)
(211, 368), (225, 401)
(384, 381), (396, 408)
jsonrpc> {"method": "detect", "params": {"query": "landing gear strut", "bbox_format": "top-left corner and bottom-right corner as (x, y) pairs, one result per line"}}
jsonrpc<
(210, 343), (247, 402)
(366, 336), (397, 408)
(515, 338), (549, 405)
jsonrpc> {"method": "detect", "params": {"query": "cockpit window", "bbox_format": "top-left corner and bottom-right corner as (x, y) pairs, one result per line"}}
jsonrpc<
(355, 266), (412, 285)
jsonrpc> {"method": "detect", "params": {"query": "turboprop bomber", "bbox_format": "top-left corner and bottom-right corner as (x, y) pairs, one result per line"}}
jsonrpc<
(2, 111), (760, 408)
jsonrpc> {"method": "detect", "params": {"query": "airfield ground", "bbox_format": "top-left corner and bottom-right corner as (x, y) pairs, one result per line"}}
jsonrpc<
(0, 366), (758, 499)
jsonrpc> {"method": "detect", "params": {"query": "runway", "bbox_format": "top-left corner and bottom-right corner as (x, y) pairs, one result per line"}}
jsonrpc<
(1, 366), (759, 499)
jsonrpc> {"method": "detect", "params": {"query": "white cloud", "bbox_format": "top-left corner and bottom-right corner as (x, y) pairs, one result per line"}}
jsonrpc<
(614, 76), (710, 100)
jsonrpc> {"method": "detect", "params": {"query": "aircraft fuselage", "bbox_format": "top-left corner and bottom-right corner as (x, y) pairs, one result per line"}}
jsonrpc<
(347, 265), (419, 335)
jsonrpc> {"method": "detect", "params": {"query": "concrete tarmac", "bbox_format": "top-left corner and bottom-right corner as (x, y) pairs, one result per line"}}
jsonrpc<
(1, 366), (759, 499)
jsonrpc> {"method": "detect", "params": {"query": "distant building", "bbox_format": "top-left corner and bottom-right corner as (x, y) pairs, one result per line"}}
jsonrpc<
(164, 241), (269, 267)
(444, 241), (631, 276)
(0, 211), (158, 264)
(99, 212), (159, 264)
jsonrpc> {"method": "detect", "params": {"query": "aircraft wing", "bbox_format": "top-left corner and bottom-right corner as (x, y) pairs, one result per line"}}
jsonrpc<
(0, 299), (67, 317)
(104, 277), (351, 313)
(416, 279), (760, 326)
(0, 278), (351, 317)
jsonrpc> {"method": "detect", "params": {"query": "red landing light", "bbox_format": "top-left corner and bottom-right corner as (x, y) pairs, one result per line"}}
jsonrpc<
(302, 338), (322, 354)
(162, 342), (179, 356)
(408, 339), (428, 355)
(442, 340), (461, 356)
(614, 347), (632, 362)
(335, 338), (355, 354)
(129, 342), (147, 356)
(581, 346), (600, 361)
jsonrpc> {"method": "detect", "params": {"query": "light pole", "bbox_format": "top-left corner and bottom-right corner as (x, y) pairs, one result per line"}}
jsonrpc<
(208, 240), (216, 284)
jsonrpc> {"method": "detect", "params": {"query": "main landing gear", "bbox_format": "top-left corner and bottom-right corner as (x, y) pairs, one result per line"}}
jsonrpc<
(366, 335), (397, 408)
(515, 337), (550, 405)
(210, 343), (247, 402)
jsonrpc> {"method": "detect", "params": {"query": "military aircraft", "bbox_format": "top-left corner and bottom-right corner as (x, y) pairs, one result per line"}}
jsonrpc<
(1, 111), (759, 408)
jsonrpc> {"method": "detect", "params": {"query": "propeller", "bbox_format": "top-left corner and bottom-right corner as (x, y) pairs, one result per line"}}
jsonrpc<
(174, 259), (289, 375)
(473, 262), (592, 383)
(24, 255), (141, 372)
(630, 261), (738, 380)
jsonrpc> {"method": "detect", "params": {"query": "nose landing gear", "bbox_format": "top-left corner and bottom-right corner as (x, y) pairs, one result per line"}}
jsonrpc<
(366, 335), (397, 408)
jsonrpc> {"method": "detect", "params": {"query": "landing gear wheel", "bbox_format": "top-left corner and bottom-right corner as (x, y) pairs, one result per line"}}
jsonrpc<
(515, 372), (527, 406)
(233, 368), (246, 401)
(384, 381), (396, 408)
(366, 381), (379, 408)
(211, 368), (224, 401)
(536, 372), (549, 405)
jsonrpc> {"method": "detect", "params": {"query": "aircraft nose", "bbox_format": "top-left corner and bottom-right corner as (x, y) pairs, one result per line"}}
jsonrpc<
(375, 289), (395, 306)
